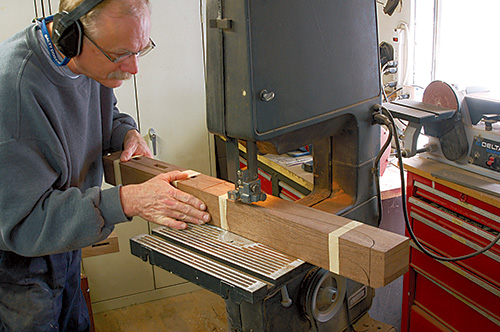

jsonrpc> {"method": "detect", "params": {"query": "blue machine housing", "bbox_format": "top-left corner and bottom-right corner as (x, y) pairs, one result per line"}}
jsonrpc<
(206, 0), (381, 152)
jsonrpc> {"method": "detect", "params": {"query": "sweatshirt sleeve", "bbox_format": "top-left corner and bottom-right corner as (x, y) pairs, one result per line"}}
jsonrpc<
(0, 138), (129, 257)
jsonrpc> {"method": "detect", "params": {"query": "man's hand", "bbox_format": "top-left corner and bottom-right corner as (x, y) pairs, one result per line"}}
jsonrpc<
(119, 171), (211, 229)
(120, 129), (154, 162)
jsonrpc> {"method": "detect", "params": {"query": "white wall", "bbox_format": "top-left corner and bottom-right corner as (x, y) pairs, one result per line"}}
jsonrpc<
(0, 1), (56, 41)
(115, 0), (212, 175)
(377, 1), (413, 51)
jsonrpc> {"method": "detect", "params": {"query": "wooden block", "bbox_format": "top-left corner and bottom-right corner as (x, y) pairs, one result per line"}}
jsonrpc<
(82, 231), (120, 258)
(103, 152), (409, 288)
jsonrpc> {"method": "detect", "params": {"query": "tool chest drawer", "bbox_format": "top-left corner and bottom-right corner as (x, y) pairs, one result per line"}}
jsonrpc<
(407, 173), (500, 286)
(411, 247), (500, 322)
(408, 208), (500, 286)
(409, 175), (500, 235)
(402, 170), (500, 331)
(408, 305), (451, 332)
(410, 262), (500, 331)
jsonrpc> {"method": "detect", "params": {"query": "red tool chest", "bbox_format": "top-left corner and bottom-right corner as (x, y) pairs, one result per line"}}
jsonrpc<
(402, 158), (500, 331)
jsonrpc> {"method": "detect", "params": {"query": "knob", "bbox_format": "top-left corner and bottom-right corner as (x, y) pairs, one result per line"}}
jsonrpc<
(260, 89), (275, 102)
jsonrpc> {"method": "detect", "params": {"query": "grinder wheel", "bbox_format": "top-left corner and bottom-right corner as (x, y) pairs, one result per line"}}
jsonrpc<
(422, 81), (469, 161)
(422, 81), (460, 111)
(304, 268), (347, 323)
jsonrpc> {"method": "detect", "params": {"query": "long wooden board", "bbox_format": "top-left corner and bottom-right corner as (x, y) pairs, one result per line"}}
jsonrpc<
(103, 152), (409, 288)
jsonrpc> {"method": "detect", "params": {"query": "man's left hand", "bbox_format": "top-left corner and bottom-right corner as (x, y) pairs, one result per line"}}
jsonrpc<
(120, 129), (154, 162)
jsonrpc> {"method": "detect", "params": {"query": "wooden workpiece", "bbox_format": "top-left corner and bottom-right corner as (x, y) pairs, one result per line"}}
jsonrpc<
(103, 152), (409, 288)
(82, 231), (119, 258)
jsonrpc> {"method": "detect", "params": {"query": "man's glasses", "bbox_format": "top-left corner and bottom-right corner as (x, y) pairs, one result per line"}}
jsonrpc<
(84, 34), (156, 64)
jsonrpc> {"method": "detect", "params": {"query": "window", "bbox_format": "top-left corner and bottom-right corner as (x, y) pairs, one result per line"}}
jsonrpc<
(414, 0), (500, 92)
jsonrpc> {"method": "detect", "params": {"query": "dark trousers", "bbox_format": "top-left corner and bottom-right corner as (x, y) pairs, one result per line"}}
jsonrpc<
(0, 250), (90, 332)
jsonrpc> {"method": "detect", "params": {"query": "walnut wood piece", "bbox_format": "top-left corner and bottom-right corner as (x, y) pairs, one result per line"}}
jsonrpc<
(82, 231), (119, 258)
(103, 152), (409, 288)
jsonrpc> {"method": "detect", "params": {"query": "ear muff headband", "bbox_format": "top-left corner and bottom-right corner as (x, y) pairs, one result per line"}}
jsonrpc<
(52, 0), (105, 58)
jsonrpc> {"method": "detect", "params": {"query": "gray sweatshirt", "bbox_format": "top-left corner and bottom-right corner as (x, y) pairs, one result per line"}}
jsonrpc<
(0, 24), (136, 256)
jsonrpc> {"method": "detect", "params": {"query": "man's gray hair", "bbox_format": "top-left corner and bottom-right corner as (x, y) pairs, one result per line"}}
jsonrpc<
(58, 0), (151, 38)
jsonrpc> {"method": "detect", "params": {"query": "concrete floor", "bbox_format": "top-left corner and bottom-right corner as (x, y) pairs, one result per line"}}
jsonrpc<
(369, 276), (403, 331)
(93, 289), (227, 332)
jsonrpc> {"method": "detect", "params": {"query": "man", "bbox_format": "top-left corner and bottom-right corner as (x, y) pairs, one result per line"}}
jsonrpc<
(0, 0), (210, 330)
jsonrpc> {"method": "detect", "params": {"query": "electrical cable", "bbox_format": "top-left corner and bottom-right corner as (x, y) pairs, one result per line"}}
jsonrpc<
(380, 62), (398, 102)
(34, 0), (39, 19)
(383, 67), (398, 75)
(395, 22), (410, 86)
(381, 60), (398, 73)
(380, 66), (389, 102)
(343, 295), (353, 332)
(41, 0), (46, 18)
(133, 75), (142, 133)
(199, 0), (207, 81)
(372, 113), (394, 227)
(381, 86), (389, 103)
(386, 87), (403, 100)
(378, 105), (500, 262)
(384, 81), (397, 89)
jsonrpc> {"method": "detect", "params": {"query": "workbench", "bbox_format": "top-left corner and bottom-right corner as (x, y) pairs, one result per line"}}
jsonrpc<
(402, 157), (500, 331)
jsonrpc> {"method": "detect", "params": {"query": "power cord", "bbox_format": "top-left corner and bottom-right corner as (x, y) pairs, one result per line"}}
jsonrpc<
(133, 75), (142, 133)
(372, 113), (394, 227)
(380, 61), (398, 102)
(375, 105), (500, 262)
(386, 87), (403, 100)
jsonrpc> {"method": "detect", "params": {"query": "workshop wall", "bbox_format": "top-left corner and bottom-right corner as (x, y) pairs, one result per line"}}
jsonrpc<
(115, 0), (212, 176)
(0, 1), (53, 41)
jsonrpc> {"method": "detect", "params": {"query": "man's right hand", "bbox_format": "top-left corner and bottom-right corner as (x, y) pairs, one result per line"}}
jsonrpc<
(119, 171), (211, 229)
